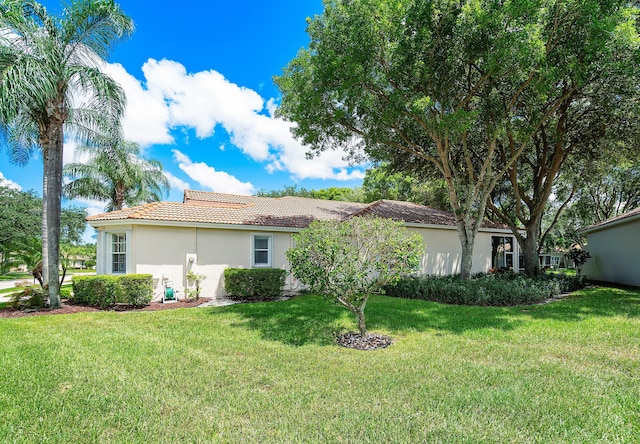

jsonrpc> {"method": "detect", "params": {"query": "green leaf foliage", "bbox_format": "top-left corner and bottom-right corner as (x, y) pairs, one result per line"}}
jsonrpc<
(286, 217), (423, 335)
(385, 272), (586, 306)
(64, 139), (170, 212)
(0, 0), (134, 307)
(276, 0), (640, 280)
(72, 274), (153, 308)
(224, 268), (287, 301)
(72, 275), (120, 309)
(118, 274), (154, 307)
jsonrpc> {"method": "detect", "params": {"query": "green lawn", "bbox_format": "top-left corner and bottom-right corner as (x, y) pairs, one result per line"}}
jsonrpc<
(0, 271), (32, 281)
(1, 287), (638, 443)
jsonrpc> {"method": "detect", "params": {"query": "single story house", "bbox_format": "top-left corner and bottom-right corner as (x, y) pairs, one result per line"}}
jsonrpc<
(87, 190), (521, 301)
(581, 207), (640, 287)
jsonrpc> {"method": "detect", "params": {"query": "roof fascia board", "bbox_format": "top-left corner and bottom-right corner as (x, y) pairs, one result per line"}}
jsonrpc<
(90, 218), (521, 234)
(580, 212), (640, 235)
(89, 219), (300, 233)
(405, 222), (523, 234)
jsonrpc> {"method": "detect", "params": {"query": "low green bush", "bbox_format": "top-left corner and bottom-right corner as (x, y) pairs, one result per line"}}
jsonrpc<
(73, 275), (120, 308)
(118, 274), (154, 307)
(384, 272), (586, 306)
(224, 268), (286, 301)
(72, 274), (154, 309)
(59, 286), (72, 299)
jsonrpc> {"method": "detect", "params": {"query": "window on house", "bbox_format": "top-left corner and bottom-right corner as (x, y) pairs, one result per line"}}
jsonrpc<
(252, 234), (272, 267)
(112, 233), (127, 273)
(492, 236), (514, 270)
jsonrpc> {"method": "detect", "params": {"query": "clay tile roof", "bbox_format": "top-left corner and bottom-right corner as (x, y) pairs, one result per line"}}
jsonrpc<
(87, 190), (507, 230)
(350, 199), (507, 229)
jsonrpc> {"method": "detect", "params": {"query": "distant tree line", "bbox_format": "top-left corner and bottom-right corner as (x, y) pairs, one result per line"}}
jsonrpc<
(0, 185), (92, 275)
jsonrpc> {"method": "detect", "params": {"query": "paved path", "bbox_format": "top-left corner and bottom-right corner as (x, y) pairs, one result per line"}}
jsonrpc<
(0, 274), (84, 303)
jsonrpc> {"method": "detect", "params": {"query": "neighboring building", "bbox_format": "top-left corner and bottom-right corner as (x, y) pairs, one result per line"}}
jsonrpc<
(87, 190), (521, 300)
(580, 207), (640, 287)
(539, 251), (573, 269)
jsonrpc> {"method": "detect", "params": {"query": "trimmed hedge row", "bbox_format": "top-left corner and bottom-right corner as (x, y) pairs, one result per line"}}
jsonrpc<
(224, 268), (286, 301)
(384, 272), (585, 306)
(72, 274), (153, 308)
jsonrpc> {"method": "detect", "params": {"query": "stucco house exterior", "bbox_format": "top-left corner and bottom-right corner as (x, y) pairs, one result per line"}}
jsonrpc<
(581, 207), (640, 287)
(87, 190), (521, 301)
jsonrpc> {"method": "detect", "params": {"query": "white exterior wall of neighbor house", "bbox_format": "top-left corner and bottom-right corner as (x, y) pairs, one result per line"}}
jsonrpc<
(94, 222), (520, 299)
(582, 219), (640, 287)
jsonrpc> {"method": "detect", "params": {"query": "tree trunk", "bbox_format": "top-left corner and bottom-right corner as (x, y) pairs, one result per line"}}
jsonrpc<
(42, 122), (64, 308)
(356, 308), (367, 337)
(41, 175), (49, 285)
(456, 222), (477, 280)
(522, 215), (543, 277)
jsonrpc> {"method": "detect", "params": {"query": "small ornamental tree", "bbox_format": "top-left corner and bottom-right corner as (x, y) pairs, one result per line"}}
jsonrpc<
(566, 248), (591, 276)
(287, 217), (423, 337)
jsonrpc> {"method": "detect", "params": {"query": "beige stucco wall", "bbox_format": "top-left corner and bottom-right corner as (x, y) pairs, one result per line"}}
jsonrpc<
(95, 223), (520, 300)
(409, 226), (508, 275)
(582, 219), (640, 287)
(129, 225), (295, 299)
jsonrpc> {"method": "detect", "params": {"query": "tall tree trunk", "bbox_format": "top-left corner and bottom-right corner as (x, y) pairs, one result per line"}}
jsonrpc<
(42, 122), (64, 308)
(458, 228), (475, 280)
(41, 174), (49, 285)
(522, 215), (543, 277)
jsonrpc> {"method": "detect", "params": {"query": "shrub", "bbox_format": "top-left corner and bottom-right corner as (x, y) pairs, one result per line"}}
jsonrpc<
(59, 286), (72, 299)
(185, 271), (206, 301)
(286, 217), (423, 336)
(566, 248), (591, 275)
(118, 274), (154, 307)
(9, 286), (46, 310)
(385, 272), (587, 306)
(224, 268), (286, 301)
(73, 275), (121, 308)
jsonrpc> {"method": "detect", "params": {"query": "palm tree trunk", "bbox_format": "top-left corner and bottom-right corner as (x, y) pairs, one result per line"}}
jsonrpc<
(42, 122), (64, 308)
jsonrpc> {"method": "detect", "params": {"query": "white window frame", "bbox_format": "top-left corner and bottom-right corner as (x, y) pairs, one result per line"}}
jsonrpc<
(111, 232), (127, 274)
(492, 236), (514, 270)
(251, 234), (273, 268)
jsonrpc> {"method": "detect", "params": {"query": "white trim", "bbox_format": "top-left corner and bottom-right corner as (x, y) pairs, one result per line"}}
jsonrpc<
(251, 233), (273, 268)
(110, 232), (127, 275)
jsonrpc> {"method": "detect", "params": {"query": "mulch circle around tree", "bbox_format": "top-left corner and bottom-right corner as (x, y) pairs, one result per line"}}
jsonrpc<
(336, 332), (393, 350)
(0, 298), (212, 318)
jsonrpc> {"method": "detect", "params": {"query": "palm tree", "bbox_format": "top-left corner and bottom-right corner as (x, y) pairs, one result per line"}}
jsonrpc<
(0, 0), (133, 308)
(64, 139), (170, 211)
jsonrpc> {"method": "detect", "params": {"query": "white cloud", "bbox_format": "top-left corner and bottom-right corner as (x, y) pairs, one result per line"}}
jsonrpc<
(0, 172), (21, 190)
(74, 197), (108, 216)
(62, 139), (93, 166)
(106, 58), (367, 181)
(102, 62), (174, 147)
(172, 150), (254, 195)
(164, 171), (190, 193)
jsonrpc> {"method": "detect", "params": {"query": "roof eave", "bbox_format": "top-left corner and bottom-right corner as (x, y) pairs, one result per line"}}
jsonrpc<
(579, 212), (640, 235)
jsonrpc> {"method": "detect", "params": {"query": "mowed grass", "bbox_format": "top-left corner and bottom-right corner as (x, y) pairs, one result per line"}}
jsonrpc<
(1, 287), (638, 443)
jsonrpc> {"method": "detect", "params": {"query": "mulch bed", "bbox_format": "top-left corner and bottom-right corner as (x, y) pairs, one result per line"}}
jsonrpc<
(336, 332), (393, 350)
(0, 298), (211, 318)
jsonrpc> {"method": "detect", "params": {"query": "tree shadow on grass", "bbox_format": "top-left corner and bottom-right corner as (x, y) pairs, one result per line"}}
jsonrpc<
(520, 285), (640, 322)
(214, 296), (346, 347)
(210, 295), (527, 347)
(209, 287), (639, 347)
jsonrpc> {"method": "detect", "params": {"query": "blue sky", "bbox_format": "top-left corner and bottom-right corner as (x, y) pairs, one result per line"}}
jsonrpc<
(0, 0), (367, 215)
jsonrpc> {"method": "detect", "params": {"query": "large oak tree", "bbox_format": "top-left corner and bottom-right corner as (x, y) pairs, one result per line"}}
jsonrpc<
(487, 0), (640, 275)
(276, 0), (639, 278)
